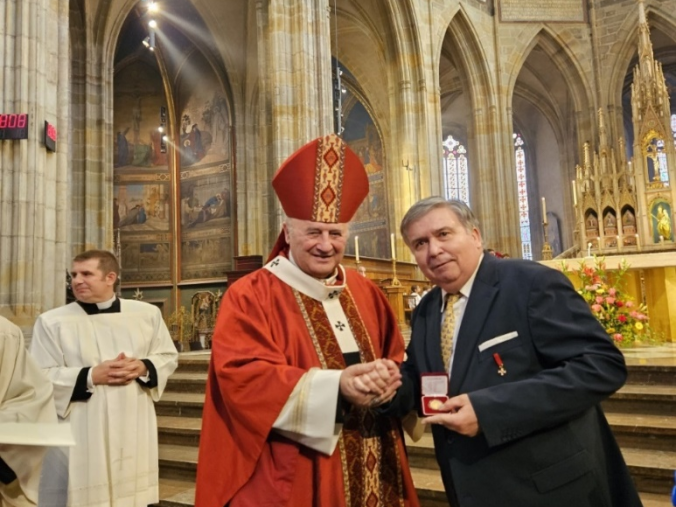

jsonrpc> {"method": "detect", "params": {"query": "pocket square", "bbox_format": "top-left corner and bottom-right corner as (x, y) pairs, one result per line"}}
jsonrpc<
(478, 331), (519, 352)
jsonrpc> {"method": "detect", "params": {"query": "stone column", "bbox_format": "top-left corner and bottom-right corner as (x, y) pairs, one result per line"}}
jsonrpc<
(0, 0), (70, 334)
(69, 0), (112, 256)
(259, 0), (334, 247)
(267, 0), (333, 162)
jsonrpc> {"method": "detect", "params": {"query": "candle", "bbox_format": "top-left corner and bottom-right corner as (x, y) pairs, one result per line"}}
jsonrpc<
(660, 235), (664, 244)
(541, 197), (547, 223)
(635, 233), (641, 251)
(390, 233), (396, 260)
(354, 236), (360, 263)
(597, 236), (601, 250)
(571, 180), (577, 206)
(617, 235), (622, 251)
(587, 242), (592, 257)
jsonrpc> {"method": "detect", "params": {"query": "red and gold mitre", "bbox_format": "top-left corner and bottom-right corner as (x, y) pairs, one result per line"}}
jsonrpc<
(272, 134), (369, 224)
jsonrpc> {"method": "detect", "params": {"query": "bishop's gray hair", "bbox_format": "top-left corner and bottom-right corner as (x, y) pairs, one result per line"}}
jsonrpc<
(400, 197), (480, 245)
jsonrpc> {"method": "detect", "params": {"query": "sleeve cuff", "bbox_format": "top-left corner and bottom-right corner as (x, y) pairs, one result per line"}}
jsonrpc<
(135, 359), (158, 389)
(71, 367), (93, 402)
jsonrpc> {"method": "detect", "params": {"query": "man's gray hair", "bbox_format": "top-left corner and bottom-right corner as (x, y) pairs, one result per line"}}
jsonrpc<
(400, 197), (480, 245)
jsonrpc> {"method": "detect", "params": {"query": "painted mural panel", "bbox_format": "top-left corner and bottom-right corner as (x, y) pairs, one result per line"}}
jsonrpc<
(114, 59), (172, 283)
(177, 51), (233, 280)
(114, 61), (168, 171)
(341, 91), (390, 260)
(180, 164), (233, 279)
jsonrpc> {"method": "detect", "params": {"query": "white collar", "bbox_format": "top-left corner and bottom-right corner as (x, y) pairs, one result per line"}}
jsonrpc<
(97, 294), (117, 310)
(265, 256), (346, 302)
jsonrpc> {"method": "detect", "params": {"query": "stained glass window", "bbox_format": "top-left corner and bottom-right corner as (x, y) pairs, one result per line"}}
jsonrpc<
(671, 114), (676, 149)
(442, 136), (470, 205)
(655, 139), (669, 184)
(514, 133), (532, 260)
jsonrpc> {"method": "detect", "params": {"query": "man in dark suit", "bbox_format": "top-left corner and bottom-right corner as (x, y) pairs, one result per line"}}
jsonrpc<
(379, 197), (641, 507)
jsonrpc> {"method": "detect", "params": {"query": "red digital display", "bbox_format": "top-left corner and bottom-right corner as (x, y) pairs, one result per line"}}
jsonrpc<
(44, 121), (57, 152)
(0, 113), (29, 140)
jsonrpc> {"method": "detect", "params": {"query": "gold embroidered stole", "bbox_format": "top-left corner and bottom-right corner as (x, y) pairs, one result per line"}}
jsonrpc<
(294, 287), (405, 507)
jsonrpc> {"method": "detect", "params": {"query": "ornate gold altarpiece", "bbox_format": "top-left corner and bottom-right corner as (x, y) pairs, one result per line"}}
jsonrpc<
(572, 1), (675, 259)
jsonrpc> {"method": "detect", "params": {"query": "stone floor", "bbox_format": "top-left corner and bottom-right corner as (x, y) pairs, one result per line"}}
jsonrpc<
(155, 343), (676, 507)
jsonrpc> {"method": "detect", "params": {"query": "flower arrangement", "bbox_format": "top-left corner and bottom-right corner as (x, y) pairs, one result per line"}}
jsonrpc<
(562, 257), (658, 347)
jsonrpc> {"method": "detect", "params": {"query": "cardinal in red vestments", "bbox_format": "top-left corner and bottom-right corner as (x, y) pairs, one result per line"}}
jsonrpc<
(196, 134), (420, 507)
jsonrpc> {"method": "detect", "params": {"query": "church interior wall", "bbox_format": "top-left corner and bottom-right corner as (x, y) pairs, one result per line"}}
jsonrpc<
(3, 0), (676, 331)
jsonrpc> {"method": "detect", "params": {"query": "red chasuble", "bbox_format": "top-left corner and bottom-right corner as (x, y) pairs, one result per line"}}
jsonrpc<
(195, 259), (419, 507)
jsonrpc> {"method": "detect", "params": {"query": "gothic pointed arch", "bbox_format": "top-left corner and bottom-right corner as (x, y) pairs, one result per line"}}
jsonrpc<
(440, 8), (495, 112)
(509, 27), (592, 258)
(508, 27), (593, 137)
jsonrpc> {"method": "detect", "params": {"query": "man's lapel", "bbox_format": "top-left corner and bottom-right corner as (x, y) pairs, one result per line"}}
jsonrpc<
(449, 256), (499, 395)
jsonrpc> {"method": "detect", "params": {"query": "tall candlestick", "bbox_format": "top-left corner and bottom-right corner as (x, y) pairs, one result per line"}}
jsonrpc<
(354, 236), (360, 263)
(617, 235), (622, 251)
(635, 233), (641, 251)
(541, 197), (547, 223)
(390, 233), (396, 260)
(571, 180), (577, 206)
(587, 242), (592, 258)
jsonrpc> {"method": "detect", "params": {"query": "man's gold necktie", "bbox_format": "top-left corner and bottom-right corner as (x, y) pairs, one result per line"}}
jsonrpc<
(441, 294), (461, 371)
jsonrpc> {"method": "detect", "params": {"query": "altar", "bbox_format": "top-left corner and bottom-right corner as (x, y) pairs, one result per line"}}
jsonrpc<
(541, 252), (676, 342)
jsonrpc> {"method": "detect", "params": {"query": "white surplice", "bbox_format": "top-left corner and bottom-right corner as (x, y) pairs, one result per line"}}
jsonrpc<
(0, 317), (57, 507)
(29, 300), (178, 507)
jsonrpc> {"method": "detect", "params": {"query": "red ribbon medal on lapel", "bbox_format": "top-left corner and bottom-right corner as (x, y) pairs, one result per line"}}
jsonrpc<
(493, 353), (507, 376)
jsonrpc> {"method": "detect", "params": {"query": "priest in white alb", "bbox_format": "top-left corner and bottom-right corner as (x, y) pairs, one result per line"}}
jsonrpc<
(30, 250), (178, 507)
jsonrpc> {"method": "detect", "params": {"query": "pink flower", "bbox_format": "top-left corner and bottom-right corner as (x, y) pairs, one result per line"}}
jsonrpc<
(630, 311), (638, 318)
(605, 297), (615, 305)
(608, 288), (616, 296)
(637, 313), (648, 321)
(613, 333), (623, 342)
(595, 296), (604, 304)
(625, 301), (634, 308)
(591, 304), (602, 313)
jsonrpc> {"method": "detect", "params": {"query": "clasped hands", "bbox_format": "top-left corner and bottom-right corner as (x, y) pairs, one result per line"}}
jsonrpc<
(339, 359), (401, 408)
(91, 352), (148, 386)
(339, 360), (480, 436)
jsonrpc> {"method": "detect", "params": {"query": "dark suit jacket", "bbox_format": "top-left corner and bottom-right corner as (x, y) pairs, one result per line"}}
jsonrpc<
(386, 254), (642, 507)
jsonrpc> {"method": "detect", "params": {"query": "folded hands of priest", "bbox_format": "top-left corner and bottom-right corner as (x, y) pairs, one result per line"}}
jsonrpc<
(92, 352), (148, 386)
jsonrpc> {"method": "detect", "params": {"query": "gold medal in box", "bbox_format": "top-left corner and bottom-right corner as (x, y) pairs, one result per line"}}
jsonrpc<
(421, 373), (448, 416)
